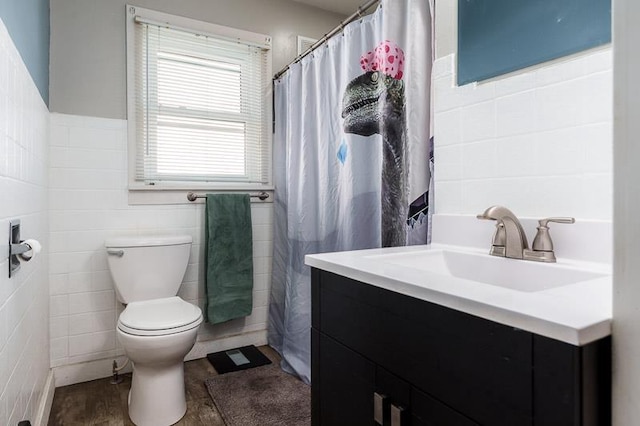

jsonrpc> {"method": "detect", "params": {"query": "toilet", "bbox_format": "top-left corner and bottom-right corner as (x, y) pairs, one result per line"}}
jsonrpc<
(105, 235), (203, 426)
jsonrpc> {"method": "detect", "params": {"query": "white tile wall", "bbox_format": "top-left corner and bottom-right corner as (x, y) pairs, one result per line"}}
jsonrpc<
(433, 48), (613, 220)
(0, 18), (51, 426)
(49, 113), (273, 383)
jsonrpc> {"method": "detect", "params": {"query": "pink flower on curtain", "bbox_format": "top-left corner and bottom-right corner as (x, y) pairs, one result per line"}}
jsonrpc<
(359, 40), (405, 79)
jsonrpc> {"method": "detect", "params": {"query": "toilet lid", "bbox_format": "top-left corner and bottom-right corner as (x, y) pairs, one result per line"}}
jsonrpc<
(118, 297), (202, 336)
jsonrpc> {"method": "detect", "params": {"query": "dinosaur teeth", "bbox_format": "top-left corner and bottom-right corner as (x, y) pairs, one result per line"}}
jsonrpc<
(342, 95), (380, 118)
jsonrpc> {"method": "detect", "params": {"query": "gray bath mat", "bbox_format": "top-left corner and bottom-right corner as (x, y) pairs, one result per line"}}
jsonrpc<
(205, 364), (310, 426)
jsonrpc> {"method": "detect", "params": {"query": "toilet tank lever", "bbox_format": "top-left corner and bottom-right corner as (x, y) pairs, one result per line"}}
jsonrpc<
(107, 249), (124, 257)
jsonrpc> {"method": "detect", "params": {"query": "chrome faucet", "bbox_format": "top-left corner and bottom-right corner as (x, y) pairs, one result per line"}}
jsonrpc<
(477, 206), (574, 263)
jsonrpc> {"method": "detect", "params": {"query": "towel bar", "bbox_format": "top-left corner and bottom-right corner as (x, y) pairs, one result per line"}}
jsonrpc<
(187, 192), (270, 202)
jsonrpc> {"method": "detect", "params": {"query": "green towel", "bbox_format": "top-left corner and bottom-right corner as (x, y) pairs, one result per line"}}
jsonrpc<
(205, 194), (254, 324)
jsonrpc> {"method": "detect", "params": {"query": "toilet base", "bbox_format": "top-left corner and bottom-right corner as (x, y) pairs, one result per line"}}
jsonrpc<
(128, 362), (187, 426)
(117, 321), (201, 426)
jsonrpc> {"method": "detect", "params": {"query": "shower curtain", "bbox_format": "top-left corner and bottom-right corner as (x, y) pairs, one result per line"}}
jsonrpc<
(269, 0), (433, 383)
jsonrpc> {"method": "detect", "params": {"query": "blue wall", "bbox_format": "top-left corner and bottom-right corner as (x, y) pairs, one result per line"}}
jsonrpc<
(458, 0), (611, 86)
(0, 0), (50, 104)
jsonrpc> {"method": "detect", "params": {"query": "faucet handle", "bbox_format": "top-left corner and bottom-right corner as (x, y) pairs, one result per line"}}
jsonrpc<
(538, 217), (575, 227)
(532, 217), (575, 252)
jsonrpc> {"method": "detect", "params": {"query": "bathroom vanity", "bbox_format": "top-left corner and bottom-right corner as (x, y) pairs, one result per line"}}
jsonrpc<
(307, 244), (612, 426)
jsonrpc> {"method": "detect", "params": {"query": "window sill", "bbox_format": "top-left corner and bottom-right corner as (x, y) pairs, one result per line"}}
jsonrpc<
(128, 184), (274, 205)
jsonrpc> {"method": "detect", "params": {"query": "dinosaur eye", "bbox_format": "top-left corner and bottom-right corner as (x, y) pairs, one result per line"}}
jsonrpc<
(370, 71), (379, 82)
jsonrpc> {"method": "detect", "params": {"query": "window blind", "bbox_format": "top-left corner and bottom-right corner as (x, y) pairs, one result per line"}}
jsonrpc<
(133, 19), (270, 185)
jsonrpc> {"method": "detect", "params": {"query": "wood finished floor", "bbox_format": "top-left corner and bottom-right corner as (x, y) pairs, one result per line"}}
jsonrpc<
(48, 346), (280, 426)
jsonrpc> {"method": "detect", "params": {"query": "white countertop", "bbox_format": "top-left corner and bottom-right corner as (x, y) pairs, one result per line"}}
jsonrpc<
(305, 243), (612, 346)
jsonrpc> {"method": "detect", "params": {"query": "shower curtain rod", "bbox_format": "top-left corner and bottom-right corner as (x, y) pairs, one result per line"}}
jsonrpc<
(273, 0), (380, 80)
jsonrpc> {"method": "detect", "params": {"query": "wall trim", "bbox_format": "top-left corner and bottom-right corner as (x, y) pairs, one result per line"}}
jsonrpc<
(53, 331), (268, 387)
(53, 355), (132, 388)
(34, 370), (55, 426)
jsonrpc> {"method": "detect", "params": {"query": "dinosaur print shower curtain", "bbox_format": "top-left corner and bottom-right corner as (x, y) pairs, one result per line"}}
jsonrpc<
(269, 0), (433, 383)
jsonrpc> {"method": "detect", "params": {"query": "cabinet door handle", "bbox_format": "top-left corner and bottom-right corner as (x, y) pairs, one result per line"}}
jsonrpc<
(373, 392), (387, 425)
(391, 404), (406, 426)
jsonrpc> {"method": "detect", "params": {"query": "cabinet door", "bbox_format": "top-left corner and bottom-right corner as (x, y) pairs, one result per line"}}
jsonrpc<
(312, 330), (376, 426)
(411, 387), (479, 426)
(376, 367), (411, 426)
(318, 270), (533, 426)
(533, 335), (611, 426)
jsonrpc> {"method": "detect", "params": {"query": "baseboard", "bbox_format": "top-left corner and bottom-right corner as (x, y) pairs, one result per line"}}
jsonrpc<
(34, 370), (55, 426)
(52, 330), (268, 387)
(53, 355), (131, 388)
(186, 330), (268, 361)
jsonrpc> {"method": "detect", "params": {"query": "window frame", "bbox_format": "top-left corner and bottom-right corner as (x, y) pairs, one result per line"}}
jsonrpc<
(125, 5), (273, 202)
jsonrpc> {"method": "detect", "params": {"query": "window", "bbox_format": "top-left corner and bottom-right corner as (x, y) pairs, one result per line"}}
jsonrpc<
(126, 6), (272, 191)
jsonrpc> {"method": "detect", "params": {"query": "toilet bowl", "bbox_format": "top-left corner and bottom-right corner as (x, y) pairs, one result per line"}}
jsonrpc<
(117, 297), (202, 426)
(105, 235), (202, 426)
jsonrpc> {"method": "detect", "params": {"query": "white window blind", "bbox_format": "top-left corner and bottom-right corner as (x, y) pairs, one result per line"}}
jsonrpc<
(132, 16), (271, 186)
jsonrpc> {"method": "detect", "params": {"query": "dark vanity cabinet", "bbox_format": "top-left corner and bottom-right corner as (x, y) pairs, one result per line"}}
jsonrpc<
(311, 269), (611, 426)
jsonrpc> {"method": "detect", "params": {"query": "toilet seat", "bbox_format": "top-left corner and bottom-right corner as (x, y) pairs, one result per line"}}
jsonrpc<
(118, 296), (203, 337)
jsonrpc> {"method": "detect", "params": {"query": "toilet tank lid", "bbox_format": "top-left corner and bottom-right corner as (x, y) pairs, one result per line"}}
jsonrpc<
(105, 235), (192, 248)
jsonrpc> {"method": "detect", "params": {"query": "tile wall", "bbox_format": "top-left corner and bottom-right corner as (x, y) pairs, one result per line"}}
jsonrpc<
(433, 47), (613, 220)
(0, 18), (51, 426)
(49, 113), (273, 385)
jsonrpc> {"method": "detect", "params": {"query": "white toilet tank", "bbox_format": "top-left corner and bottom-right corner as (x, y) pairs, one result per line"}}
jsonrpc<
(105, 235), (192, 304)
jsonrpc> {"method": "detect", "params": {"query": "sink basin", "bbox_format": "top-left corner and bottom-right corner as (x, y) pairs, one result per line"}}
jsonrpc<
(367, 249), (607, 292)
